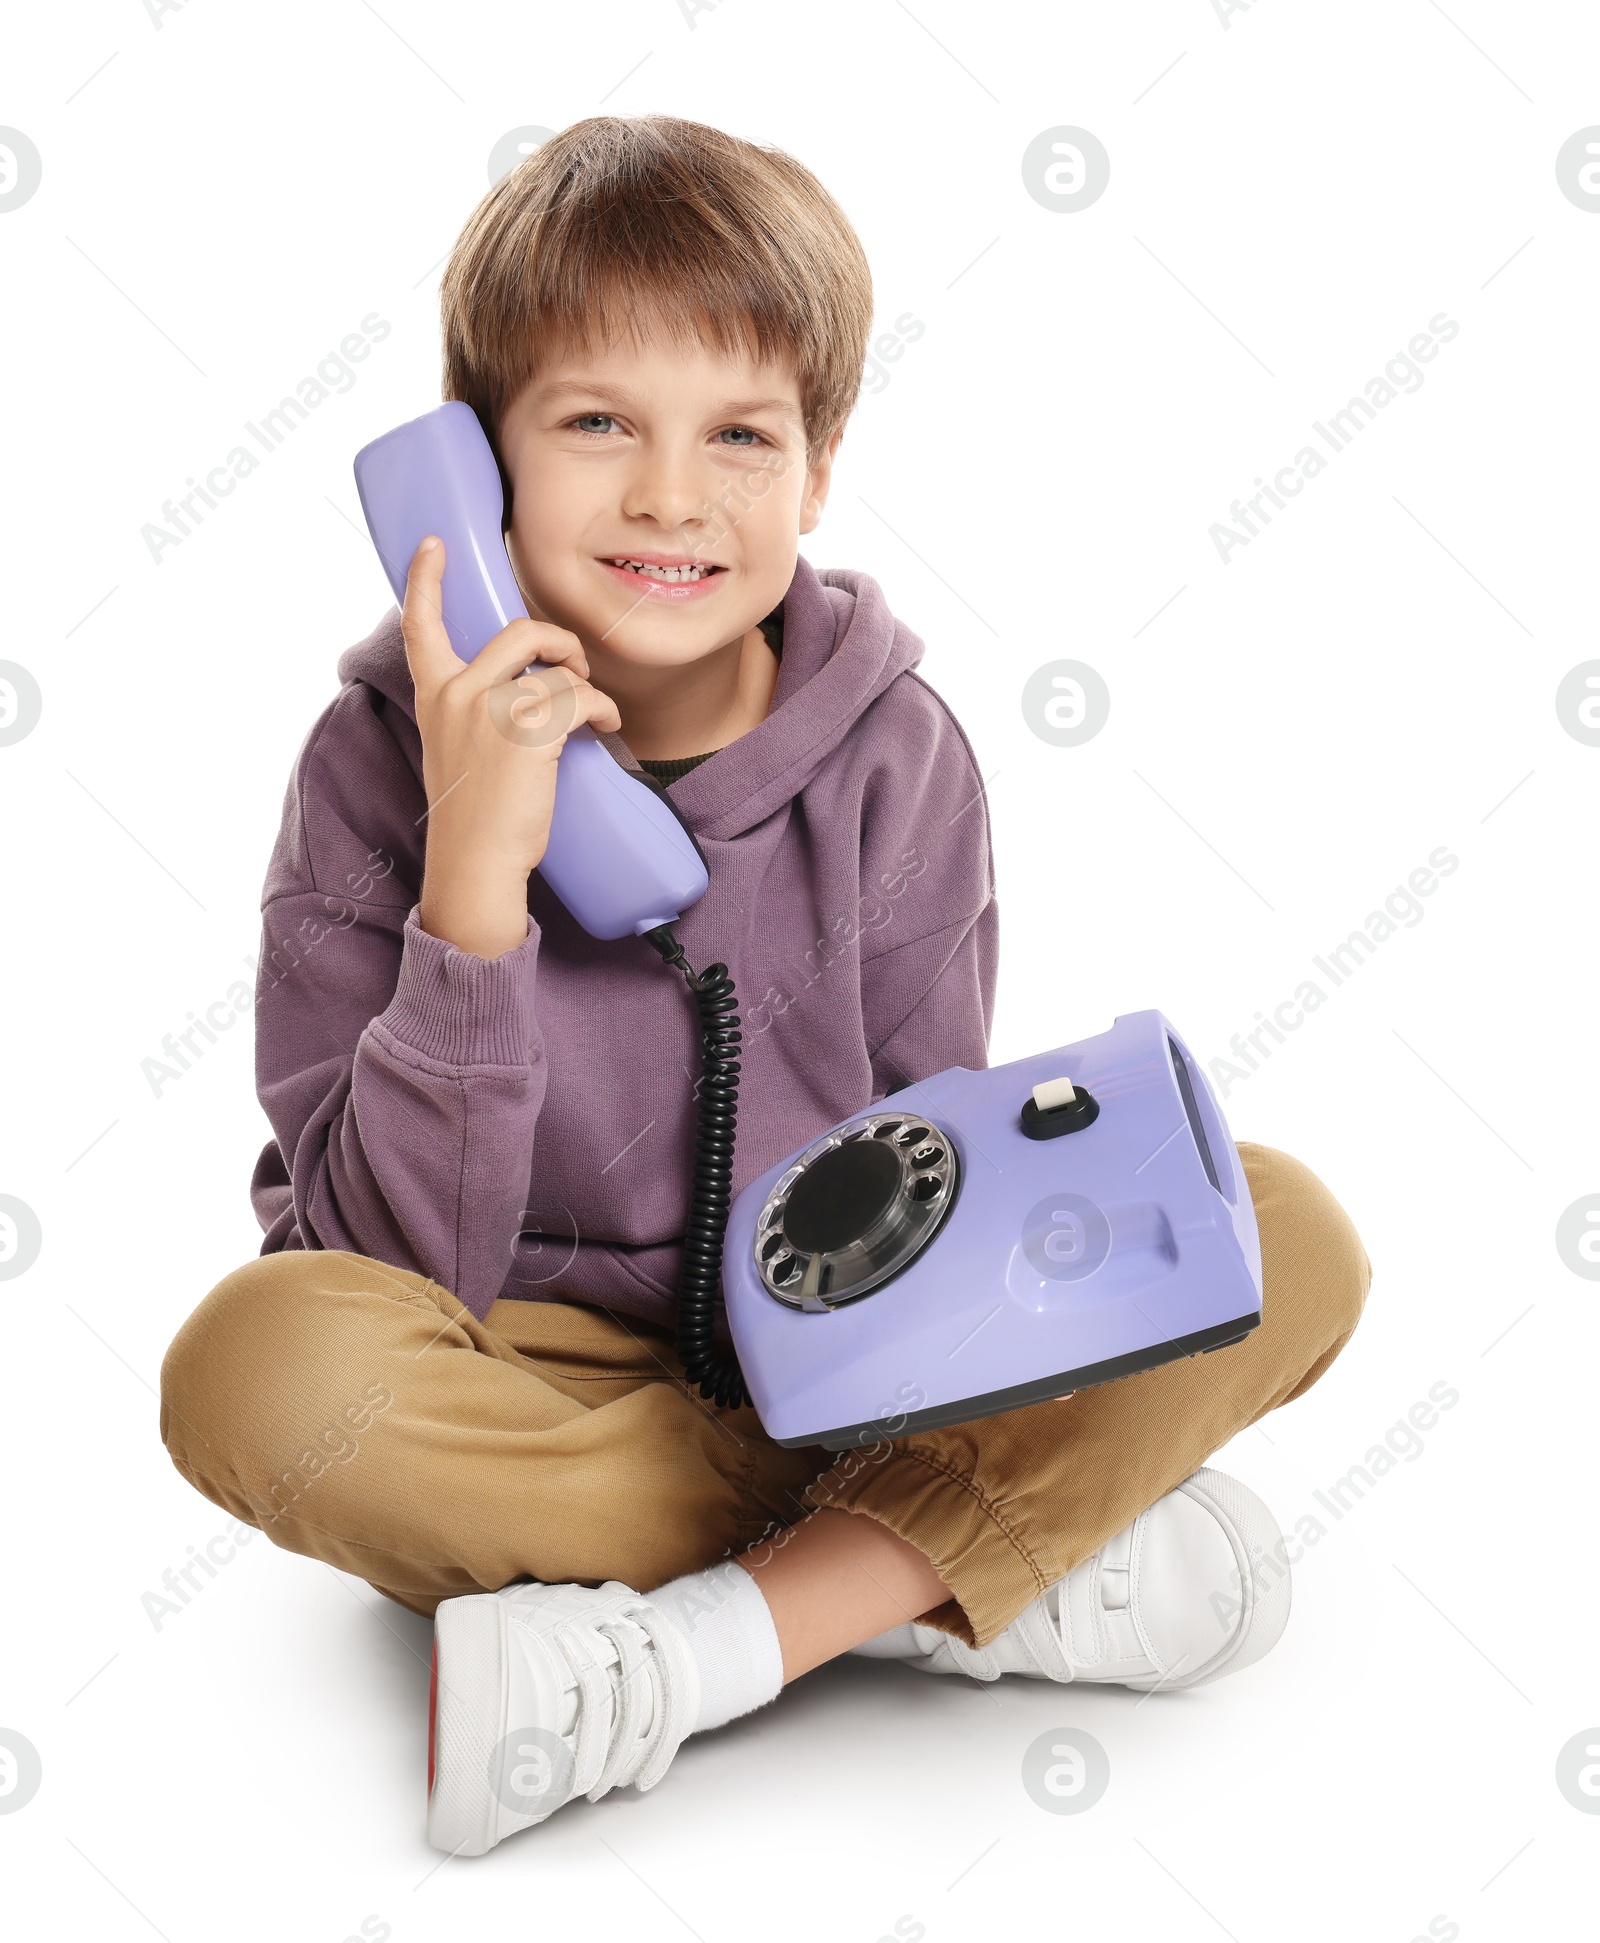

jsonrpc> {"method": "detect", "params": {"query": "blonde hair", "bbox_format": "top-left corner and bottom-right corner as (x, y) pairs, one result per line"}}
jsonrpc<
(440, 115), (873, 483)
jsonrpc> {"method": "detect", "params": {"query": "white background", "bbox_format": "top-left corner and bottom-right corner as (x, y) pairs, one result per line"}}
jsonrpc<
(3, 1), (1597, 1937)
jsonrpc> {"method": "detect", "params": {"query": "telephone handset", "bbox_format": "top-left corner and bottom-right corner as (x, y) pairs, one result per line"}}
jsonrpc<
(352, 401), (748, 1407)
(352, 401), (709, 942)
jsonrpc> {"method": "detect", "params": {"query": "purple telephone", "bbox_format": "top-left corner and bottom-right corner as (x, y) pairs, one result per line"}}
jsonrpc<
(352, 403), (1264, 1446)
(723, 1010), (1263, 1450)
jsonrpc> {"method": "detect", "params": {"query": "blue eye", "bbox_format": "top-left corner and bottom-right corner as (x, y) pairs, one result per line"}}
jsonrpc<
(566, 415), (769, 448)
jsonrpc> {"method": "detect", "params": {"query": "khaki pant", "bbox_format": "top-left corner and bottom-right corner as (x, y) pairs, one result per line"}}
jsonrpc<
(159, 1142), (1370, 1649)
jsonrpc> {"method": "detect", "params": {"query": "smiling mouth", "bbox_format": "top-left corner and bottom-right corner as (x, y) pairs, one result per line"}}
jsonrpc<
(601, 557), (727, 584)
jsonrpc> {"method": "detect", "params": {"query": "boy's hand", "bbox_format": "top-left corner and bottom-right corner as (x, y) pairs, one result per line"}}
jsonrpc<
(402, 535), (622, 955)
(403, 534), (622, 879)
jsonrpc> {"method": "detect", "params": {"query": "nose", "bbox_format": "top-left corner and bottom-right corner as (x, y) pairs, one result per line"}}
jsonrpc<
(618, 434), (719, 541)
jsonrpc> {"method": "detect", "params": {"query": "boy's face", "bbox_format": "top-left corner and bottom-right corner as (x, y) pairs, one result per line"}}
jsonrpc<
(496, 327), (839, 673)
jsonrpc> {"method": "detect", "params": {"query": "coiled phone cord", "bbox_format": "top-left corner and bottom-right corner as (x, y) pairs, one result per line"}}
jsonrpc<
(642, 926), (751, 1409)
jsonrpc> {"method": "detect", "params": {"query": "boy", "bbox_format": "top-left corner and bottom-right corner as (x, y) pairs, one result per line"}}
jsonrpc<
(159, 115), (1372, 1857)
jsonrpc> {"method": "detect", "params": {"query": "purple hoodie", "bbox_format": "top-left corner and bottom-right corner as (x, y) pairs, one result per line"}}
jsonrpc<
(250, 553), (999, 1328)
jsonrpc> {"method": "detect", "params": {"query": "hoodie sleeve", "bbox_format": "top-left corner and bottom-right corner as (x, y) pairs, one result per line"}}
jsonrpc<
(862, 895), (999, 1101)
(251, 690), (546, 1321)
(856, 675), (1000, 1101)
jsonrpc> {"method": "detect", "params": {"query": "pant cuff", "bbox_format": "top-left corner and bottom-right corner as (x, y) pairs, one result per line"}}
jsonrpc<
(805, 1444), (1049, 1649)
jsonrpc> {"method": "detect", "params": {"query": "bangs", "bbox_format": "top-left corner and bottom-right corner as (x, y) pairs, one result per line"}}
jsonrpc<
(440, 115), (873, 473)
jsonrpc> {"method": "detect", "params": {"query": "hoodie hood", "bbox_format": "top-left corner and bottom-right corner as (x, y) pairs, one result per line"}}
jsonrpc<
(336, 552), (926, 843)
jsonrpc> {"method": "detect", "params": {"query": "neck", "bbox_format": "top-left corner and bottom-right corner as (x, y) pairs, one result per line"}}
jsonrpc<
(596, 625), (779, 760)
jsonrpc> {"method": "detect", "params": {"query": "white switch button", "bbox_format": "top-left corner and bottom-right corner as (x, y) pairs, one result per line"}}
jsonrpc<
(1032, 1076), (1077, 1114)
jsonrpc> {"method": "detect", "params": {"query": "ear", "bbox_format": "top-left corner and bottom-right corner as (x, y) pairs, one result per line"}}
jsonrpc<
(797, 429), (844, 536)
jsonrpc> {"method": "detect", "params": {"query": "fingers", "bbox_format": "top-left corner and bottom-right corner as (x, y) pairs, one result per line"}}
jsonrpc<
(401, 539), (593, 700)
(399, 536), (460, 698)
(472, 615), (591, 689)
(572, 676), (623, 736)
(505, 663), (622, 740)
(402, 536), (616, 745)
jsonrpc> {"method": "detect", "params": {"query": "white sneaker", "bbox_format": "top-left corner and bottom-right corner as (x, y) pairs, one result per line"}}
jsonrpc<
(851, 1466), (1290, 1692)
(427, 1579), (701, 1856)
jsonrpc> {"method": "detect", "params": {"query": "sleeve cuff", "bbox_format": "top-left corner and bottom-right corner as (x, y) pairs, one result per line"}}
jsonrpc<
(374, 903), (544, 1068)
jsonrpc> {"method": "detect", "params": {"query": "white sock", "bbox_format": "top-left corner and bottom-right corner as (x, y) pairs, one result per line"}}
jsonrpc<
(647, 1560), (785, 1734)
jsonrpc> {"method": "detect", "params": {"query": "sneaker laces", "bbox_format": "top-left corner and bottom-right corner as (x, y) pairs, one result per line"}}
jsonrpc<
(549, 1593), (694, 1804)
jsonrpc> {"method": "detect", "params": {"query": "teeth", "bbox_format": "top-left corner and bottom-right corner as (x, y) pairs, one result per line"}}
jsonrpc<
(610, 559), (716, 582)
